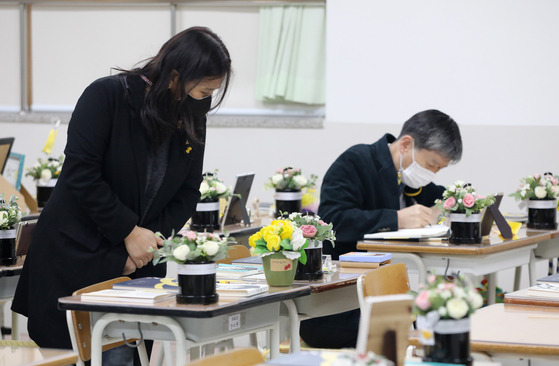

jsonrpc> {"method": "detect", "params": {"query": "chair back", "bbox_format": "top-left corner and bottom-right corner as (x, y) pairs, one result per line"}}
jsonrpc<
(15, 217), (38, 256)
(356, 294), (414, 366)
(217, 245), (251, 264)
(363, 263), (410, 297)
(356, 263), (410, 311)
(187, 347), (264, 366)
(69, 276), (133, 363)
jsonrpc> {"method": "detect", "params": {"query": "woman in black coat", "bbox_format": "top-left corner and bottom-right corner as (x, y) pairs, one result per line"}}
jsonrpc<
(12, 26), (231, 357)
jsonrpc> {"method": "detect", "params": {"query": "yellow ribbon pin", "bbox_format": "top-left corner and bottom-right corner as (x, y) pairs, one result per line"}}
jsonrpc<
(42, 118), (61, 154)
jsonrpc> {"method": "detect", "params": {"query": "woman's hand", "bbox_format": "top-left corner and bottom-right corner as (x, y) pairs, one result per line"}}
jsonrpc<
(124, 226), (163, 268)
(122, 256), (136, 275)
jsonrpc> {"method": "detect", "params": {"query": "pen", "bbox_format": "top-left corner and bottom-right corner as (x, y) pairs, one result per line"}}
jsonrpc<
(217, 280), (244, 284)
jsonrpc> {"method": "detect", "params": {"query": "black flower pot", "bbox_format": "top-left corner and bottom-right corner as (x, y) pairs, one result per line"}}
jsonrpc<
(0, 230), (17, 266)
(449, 213), (481, 244)
(294, 241), (323, 281)
(274, 189), (302, 218)
(176, 262), (218, 305)
(36, 179), (57, 208)
(527, 199), (557, 230)
(423, 318), (472, 366)
(190, 198), (221, 232)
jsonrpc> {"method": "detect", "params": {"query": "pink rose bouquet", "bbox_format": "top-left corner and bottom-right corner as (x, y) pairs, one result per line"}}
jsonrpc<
(510, 172), (559, 201)
(413, 273), (483, 320)
(287, 212), (336, 246)
(435, 180), (496, 218)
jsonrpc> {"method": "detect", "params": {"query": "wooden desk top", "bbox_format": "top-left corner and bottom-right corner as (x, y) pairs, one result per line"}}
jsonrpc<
(357, 227), (551, 255)
(0, 345), (77, 366)
(58, 285), (310, 318)
(470, 303), (559, 356)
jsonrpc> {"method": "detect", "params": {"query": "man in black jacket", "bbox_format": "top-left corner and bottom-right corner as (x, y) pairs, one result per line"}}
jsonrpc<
(300, 109), (462, 348)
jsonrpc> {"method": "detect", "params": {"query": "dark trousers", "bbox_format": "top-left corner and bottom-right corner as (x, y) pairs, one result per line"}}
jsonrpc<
(299, 309), (360, 349)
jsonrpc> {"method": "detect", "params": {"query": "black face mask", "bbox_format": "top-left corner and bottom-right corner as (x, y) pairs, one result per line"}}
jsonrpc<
(187, 94), (212, 119)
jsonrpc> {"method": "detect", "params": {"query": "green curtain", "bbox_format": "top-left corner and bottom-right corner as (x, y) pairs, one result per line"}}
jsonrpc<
(255, 6), (326, 105)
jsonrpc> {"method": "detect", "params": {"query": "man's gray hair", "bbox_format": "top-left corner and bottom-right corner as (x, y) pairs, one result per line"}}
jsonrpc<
(397, 109), (462, 163)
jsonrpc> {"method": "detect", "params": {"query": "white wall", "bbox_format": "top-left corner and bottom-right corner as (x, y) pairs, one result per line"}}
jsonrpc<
(327, 0), (559, 126)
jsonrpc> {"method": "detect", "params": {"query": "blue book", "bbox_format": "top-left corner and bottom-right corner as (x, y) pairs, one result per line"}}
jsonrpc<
(112, 277), (179, 293)
(339, 252), (392, 263)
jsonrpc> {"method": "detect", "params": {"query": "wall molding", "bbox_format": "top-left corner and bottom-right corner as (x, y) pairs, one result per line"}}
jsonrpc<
(0, 111), (324, 129)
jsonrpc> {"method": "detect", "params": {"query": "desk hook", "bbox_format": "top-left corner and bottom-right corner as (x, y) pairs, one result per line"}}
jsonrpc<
(443, 258), (460, 281)
(122, 322), (144, 348)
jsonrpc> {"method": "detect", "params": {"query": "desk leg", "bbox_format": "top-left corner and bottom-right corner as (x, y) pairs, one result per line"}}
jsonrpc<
(11, 311), (18, 340)
(487, 273), (496, 305)
(270, 320), (280, 359)
(513, 266), (522, 291)
(281, 300), (300, 353)
(91, 313), (189, 366)
(529, 249), (537, 287)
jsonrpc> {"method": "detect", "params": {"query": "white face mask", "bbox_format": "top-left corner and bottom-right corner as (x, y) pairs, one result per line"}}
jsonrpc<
(399, 143), (436, 189)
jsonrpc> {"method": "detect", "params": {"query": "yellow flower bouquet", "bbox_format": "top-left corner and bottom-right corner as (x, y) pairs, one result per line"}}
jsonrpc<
(249, 219), (309, 264)
(249, 219), (309, 286)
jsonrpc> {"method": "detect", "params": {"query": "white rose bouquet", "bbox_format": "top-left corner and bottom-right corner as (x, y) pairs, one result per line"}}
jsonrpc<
(264, 167), (317, 191)
(0, 194), (23, 230)
(25, 155), (64, 184)
(151, 229), (231, 264)
(510, 172), (559, 201)
(248, 219), (309, 264)
(413, 273), (483, 320)
(199, 170), (233, 200)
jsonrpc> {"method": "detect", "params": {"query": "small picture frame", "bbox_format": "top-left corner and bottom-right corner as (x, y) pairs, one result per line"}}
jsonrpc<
(3, 152), (25, 191)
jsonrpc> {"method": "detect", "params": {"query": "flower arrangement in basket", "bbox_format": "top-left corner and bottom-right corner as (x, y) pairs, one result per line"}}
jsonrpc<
(25, 155), (64, 184)
(151, 229), (231, 265)
(249, 219), (309, 264)
(435, 181), (496, 218)
(264, 167), (317, 191)
(287, 212), (336, 245)
(509, 172), (559, 201)
(0, 194), (22, 230)
(414, 273), (483, 320)
(199, 170), (233, 200)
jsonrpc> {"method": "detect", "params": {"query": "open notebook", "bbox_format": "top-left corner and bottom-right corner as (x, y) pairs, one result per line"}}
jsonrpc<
(363, 224), (449, 240)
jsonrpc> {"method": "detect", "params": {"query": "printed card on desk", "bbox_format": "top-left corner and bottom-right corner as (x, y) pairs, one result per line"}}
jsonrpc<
(339, 252), (392, 263)
(363, 224), (449, 240)
(81, 289), (175, 304)
(112, 277), (178, 293)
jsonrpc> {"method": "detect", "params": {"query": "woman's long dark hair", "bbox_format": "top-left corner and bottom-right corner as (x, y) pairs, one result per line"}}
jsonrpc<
(121, 26), (231, 149)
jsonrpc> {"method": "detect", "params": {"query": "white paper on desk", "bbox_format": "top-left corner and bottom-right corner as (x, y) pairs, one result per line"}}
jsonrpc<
(363, 224), (449, 240)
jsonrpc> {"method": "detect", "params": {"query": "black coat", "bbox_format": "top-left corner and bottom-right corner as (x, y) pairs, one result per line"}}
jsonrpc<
(318, 134), (444, 259)
(12, 75), (205, 348)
